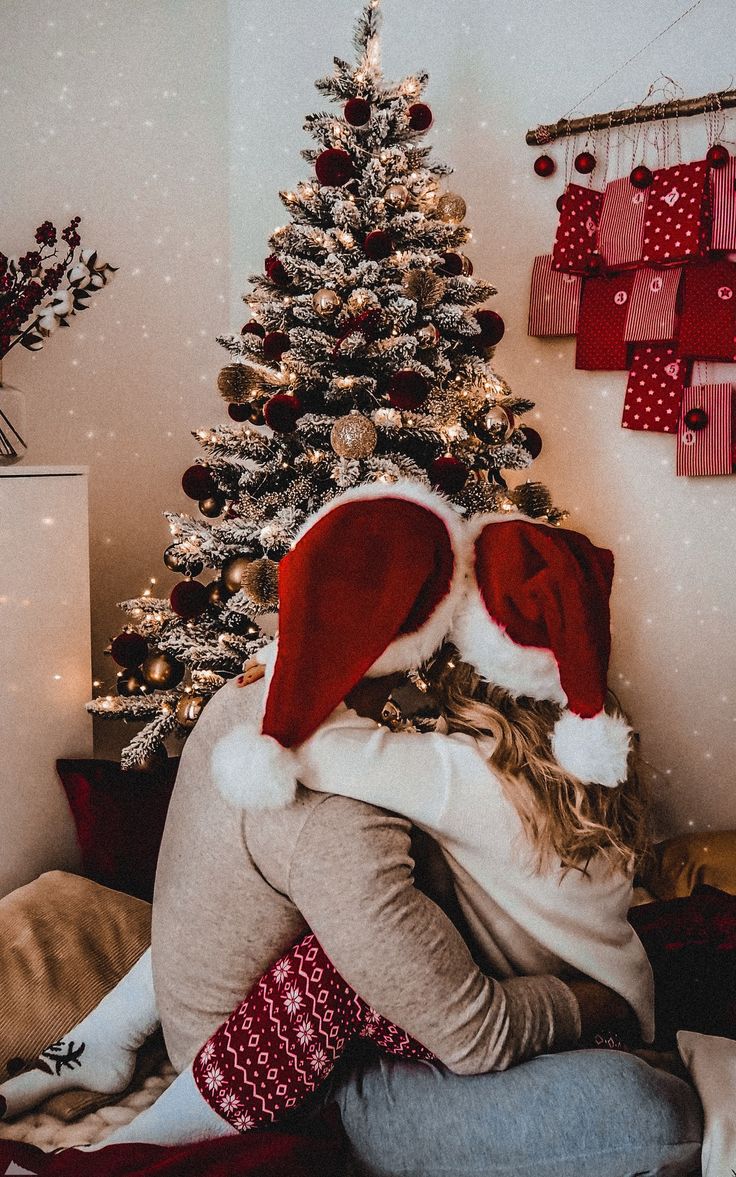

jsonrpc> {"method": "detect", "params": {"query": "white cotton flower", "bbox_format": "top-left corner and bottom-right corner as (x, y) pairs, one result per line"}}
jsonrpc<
(67, 263), (91, 288)
(52, 291), (73, 316)
(37, 310), (59, 335)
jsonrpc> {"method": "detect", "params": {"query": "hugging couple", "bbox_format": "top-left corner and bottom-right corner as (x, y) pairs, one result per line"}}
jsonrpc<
(0, 481), (702, 1175)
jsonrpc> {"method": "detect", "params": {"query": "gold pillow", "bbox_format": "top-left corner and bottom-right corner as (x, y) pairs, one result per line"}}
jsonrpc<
(642, 830), (736, 901)
(0, 870), (156, 1121)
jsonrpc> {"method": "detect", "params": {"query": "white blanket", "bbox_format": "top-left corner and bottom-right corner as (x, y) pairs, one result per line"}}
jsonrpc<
(678, 1030), (736, 1176)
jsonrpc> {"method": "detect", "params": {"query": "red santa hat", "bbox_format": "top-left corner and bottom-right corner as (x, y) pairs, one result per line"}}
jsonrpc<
(451, 514), (632, 788)
(213, 480), (468, 809)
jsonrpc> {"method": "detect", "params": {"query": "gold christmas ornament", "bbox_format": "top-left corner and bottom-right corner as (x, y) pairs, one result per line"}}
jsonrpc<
(437, 192), (467, 223)
(384, 183), (410, 209)
(221, 554), (255, 595)
(402, 269), (445, 308)
(482, 405), (513, 443)
(141, 650), (185, 690)
(217, 363), (254, 402)
(207, 578), (229, 607)
(312, 287), (342, 316)
(242, 557), (280, 609)
(416, 323), (440, 347)
(346, 288), (379, 314)
(175, 693), (206, 729)
(330, 411), (378, 458)
(460, 254), (473, 276)
(199, 494), (225, 518)
(116, 668), (146, 697)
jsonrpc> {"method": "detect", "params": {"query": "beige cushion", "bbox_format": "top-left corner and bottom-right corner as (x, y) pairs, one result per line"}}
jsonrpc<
(642, 830), (736, 900)
(0, 870), (156, 1121)
(677, 1030), (736, 1177)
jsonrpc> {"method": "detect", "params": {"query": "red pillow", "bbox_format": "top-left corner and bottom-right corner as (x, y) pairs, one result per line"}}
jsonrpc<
(56, 758), (179, 901)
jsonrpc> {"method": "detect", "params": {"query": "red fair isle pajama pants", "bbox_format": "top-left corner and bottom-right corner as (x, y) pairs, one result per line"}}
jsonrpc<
(191, 932), (435, 1132)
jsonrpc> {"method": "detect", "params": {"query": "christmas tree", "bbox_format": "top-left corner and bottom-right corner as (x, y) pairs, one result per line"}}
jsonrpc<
(88, 0), (563, 770)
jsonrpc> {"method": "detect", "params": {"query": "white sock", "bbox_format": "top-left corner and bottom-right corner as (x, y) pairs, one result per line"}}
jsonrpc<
(82, 1065), (236, 1150)
(0, 948), (160, 1120)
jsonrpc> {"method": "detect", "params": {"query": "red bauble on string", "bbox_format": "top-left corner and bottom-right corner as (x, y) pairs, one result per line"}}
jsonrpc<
(520, 426), (543, 458)
(630, 165), (653, 189)
(386, 370), (429, 410)
(574, 151), (596, 175)
(170, 579), (209, 620)
(264, 392), (303, 433)
(265, 255), (290, 287)
(315, 148), (355, 186)
(363, 230), (393, 259)
(534, 154), (555, 178)
(407, 103), (433, 131)
(344, 97), (371, 126)
(684, 407), (708, 431)
(556, 194), (566, 212)
(438, 252), (464, 276)
(262, 330), (290, 362)
(241, 320), (265, 338)
(228, 403), (252, 422)
(475, 309), (505, 350)
(428, 454), (468, 494)
(181, 464), (216, 500)
(110, 631), (148, 668)
(707, 144), (730, 169)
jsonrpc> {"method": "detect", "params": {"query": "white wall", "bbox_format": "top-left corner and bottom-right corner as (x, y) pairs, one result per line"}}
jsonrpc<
(2, 2), (734, 835)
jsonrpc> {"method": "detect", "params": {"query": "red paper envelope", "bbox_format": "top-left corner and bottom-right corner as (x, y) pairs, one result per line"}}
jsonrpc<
(598, 176), (648, 269)
(676, 383), (735, 476)
(677, 257), (736, 360)
(624, 266), (683, 342)
(642, 161), (710, 264)
(528, 254), (582, 336)
(575, 272), (636, 370)
(622, 346), (690, 433)
(552, 184), (604, 274)
(709, 156), (736, 251)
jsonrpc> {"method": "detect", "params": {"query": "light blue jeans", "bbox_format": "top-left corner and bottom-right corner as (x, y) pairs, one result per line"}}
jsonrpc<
(333, 1049), (702, 1177)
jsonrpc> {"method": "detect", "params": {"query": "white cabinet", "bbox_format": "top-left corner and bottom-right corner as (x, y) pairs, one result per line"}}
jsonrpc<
(0, 467), (90, 897)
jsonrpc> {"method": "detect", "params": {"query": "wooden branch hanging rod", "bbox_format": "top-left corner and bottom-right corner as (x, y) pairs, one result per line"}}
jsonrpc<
(526, 87), (736, 146)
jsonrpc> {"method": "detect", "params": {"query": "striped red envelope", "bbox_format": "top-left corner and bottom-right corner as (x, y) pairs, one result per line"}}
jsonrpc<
(575, 271), (636, 370)
(622, 345), (689, 433)
(624, 266), (683, 342)
(598, 176), (649, 269)
(677, 257), (736, 360)
(642, 161), (710, 264)
(552, 184), (604, 274)
(709, 156), (736, 251)
(528, 254), (582, 336)
(676, 383), (735, 475)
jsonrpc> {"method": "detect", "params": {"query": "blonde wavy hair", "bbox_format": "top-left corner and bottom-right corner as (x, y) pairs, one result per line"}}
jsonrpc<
(431, 646), (649, 877)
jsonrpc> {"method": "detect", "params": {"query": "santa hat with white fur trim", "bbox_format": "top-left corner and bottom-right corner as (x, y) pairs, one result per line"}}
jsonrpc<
(451, 514), (632, 788)
(213, 480), (468, 810)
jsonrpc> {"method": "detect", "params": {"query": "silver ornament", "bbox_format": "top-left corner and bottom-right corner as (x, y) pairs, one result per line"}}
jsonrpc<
(482, 405), (513, 443)
(330, 411), (378, 458)
(384, 183), (410, 209)
(346, 288), (379, 314)
(312, 287), (342, 316)
(175, 694), (206, 729)
(437, 192), (467, 223)
(416, 323), (440, 347)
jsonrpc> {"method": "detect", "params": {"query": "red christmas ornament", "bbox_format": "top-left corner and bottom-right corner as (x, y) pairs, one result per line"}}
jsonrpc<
(556, 194), (566, 212)
(241, 320), (265, 338)
(520, 426), (543, 458)
(386, 369), (429, 410)
(344, 97), (371, 127)
(684, 406), (708, 431)
(170, 579), (210, 620)
(407, 103), (433, 131)
(707, 144), (730, 169)
(534, 154), (555, 178)
(428, 454), (468, 494)
(264, 392), (303, 433)
(315, 148), (355, 186)
(574, 151), (596, 175)
(438, 252), (464, 276)
(228, 402), (252, 422)
(265, 255), (290, 287)
(181, 464), (216, 500)
(262, 330), (290, 362)
(475, 309), (505, 350)
(110, 631), (148, 668)
(363, 230), (393, 260)
(630, 165), (653, 189)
